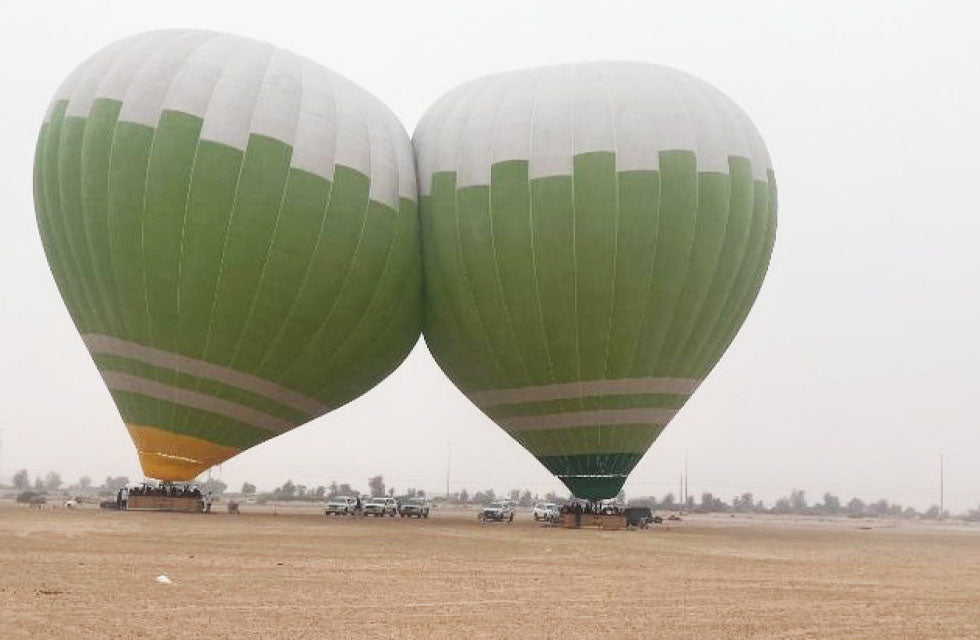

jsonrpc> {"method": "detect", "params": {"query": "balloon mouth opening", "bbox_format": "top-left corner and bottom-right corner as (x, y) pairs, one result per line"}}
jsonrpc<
(126, 424), (240, 482)
(558, 474), (628, 501)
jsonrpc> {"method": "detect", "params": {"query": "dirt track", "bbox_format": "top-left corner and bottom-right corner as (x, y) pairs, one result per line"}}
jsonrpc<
(1, 502), (979, 639)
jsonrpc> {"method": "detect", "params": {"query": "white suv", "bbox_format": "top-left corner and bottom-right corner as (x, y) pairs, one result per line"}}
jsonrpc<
(532, 502), (559, 522)
(363, 497), (398, 517)
(325, 496), (358, 516)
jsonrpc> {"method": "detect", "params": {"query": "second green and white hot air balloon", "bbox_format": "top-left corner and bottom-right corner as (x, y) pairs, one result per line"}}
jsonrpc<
(34, 30), (421, 481)
(415, 62), (776, 500)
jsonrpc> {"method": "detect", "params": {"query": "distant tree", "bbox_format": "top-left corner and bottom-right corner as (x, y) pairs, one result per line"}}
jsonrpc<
(509, 489), (521, 503)
(902, 506), (918, 519)
(754, 500), (767, 512)
(703, 493), (728, 512)
(44, 471), (63, 490)
(387, 487), (395, 497)
(684, 495), (695, 509)
(458, 488), (469, 503)
(733, 492), (754, 513)
(16, 490), (43, 504)
(772, 497), (791, 514)
(846, 498), (866, 517)
(312, 485), (326, 499)
(204, 478), (227, 495)
(337, 483), (356, 497)
(519, 490), (533, 507)
(867, 499), (889, 517)
(887, 503), (903, 517)
(278, 480), (296, 499)
(296, 485), (308, 499)
(701, 492), (715, 512)
(789, 489), (807, 513)
(241, 482), (256, 496)
(328, 481), (339, 497)
(78, 476), (92, 490)
(544, 491), (559, 503)
(368, 475), (385, 497)
(417, 489), (426, 498)
(660, 492), (676, 508)
(34, 476), (45, 490)
(12, 469), (29, 490)
(472, 489), (493, 503)
(103, 476), (129, 493)
(822, 493), (841, 514)
(923, 505), (940, 519)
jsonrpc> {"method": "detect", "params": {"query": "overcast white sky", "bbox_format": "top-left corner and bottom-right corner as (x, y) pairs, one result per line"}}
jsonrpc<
(1, 1), (977, 510)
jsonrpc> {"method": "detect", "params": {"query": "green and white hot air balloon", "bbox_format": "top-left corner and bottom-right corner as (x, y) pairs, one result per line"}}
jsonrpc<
(414, 62), (776, 500)
(34, 30), (421, 481)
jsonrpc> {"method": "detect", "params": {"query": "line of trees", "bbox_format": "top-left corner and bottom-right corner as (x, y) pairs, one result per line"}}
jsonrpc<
(249, 476), (429, 502)
(630, 489), (973, 521)
(8, 469), (980, 522)
(9, 469), (131, 495)
(236, 476), (560, 506)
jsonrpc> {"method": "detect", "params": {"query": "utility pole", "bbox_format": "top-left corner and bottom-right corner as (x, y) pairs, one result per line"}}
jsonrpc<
(679, 473), (683, 512)
(684, 448), (689, 507)
(940, 454), (944, 519)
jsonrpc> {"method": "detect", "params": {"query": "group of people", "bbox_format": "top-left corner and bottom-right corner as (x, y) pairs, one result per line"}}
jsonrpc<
(559, 501), (624, 516)
(129, 484), (202, 498)
(114, 484), (206, 510)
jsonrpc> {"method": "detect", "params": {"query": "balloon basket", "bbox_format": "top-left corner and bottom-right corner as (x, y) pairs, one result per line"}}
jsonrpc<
(558, 513), (626, 531)
(126, 496), (203, 513)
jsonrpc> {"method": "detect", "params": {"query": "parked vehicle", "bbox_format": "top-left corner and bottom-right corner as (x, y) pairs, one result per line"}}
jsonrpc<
(325, 496), (359, 516)
(398, 498), (430, 518)
(479, 501), (515, 523)
(600, 500), (626, 515)
(624, 507), (657, 528)
(363, 497), (398, 517)
(532, 502), (559, 522)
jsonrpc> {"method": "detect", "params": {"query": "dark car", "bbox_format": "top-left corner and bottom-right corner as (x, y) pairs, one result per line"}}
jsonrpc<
(624, 507), (664, 528)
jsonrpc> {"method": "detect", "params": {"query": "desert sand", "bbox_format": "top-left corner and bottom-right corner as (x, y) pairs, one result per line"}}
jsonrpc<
(2, 501), (978, 639)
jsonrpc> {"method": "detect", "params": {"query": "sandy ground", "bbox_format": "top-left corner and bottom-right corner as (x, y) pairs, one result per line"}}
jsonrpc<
(1, 501), (979, 639)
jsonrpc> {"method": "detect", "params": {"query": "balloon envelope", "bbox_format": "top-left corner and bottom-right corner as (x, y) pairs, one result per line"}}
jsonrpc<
(414, 62), (776, 499)
(34, 30), (421, 481)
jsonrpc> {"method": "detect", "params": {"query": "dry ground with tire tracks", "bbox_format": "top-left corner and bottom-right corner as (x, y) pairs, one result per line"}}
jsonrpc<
(1, 501), (979, 639)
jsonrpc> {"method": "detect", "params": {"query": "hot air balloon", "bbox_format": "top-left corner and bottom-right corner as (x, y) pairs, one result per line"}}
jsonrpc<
(34, 30), (421, 481)
(414, 62), (776, 500)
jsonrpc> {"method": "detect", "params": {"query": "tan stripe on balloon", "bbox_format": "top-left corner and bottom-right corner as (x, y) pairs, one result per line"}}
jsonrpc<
(102, 371), (291, 432)
(83, 334), (327, 415)
(468, 377), (701, 408)
(500, 407), (679, 432)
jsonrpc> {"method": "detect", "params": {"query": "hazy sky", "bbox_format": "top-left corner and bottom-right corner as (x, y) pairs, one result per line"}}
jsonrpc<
(1, 1), (977, 510)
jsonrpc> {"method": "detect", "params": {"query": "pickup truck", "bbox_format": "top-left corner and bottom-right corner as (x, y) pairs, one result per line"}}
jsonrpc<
(363, 497), (398, 517)
(325, 496), (359, 516)
(478, 501), (515, 523)
(532, 502), (559, 522)
(398, 498), (430, 518)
